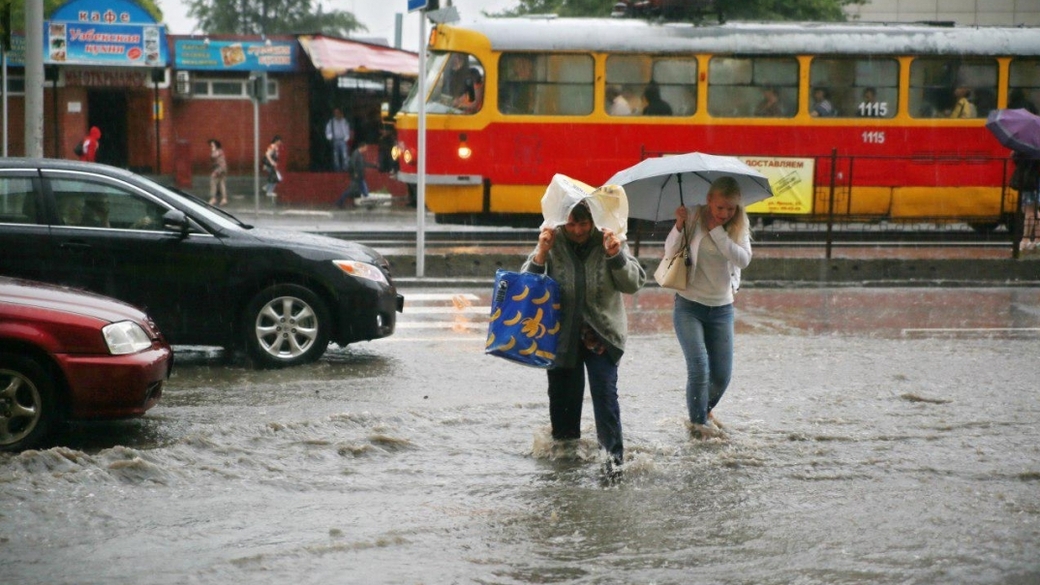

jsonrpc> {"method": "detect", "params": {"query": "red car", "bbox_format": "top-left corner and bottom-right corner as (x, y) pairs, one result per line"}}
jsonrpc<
(0, 277), (172, 452)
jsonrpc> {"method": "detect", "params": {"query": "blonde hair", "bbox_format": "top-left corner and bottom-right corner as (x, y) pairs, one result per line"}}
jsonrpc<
(700, 176), (752, 241)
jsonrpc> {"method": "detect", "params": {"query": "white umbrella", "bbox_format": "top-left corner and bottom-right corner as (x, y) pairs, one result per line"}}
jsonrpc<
(605, 152), (774, 222)
(541, 174), (629, 239)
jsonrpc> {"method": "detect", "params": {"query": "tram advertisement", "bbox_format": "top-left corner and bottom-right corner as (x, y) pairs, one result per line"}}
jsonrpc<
(741, 156), (814, 215)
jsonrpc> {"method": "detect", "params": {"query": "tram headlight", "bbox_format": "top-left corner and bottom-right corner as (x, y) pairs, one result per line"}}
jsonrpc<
(457, 133), (472, 160)
(403, 149), (414, 164)
(391, 145), (402, 161)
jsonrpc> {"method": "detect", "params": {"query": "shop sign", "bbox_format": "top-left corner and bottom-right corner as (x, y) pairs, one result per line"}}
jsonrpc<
(173, 39), (297, 72)
(63, 68), (154, 87)
(45, 21), (168, 67)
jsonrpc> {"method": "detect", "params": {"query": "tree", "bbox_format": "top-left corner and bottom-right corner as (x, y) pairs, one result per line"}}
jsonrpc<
(489, 0), (866, 21)
(185, 0), (366, 37)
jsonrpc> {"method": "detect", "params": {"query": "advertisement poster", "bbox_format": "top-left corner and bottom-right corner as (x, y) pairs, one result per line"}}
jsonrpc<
(174, 40), (297, 72)
(45, 22), (167, 67)
(741, 156), (815, 215)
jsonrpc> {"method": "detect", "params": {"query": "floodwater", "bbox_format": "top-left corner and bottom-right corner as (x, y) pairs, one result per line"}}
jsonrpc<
(2, 287), (1039, 585)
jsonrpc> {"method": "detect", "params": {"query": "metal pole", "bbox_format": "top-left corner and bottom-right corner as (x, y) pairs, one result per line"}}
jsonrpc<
(25, 0), (43, 157)
(416, 14), (427, 278)
(254, 84), (260, 219)
(2, 49), (7, 157)
(826, 148), (838, 259)
(154, 75), (161, 173)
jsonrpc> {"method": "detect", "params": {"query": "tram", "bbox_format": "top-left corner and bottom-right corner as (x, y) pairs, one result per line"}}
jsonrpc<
(391, 17), (1040, 228)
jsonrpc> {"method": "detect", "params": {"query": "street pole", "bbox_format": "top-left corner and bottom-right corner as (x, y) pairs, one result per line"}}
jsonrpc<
(25, 0), (43, 157)
(416, 14), (427, 278)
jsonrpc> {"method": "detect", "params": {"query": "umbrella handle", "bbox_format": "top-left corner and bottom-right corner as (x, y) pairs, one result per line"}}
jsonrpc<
(677, 173), (684, 208)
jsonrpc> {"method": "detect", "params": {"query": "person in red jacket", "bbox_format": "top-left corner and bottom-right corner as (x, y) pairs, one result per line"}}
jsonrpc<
(77, 126), (101, 162)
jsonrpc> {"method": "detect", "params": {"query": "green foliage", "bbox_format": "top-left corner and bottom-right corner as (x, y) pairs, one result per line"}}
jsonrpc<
(490, 0), (866, 21)
(185, 0), (366, 36)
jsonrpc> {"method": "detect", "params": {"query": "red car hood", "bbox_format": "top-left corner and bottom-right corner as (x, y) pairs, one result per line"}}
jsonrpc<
(0, 277), (149, 324)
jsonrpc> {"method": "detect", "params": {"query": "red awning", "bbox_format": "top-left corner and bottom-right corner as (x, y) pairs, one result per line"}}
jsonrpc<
(298, 35), (419, 80)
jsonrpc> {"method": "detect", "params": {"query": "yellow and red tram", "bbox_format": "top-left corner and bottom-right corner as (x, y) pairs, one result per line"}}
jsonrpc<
(391, 18), (1040, 228)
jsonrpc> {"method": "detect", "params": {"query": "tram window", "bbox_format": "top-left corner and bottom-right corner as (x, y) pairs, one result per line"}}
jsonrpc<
(810, 57), (898, 119)
(423, 51), (486, 115)
(605, 55), (696, 116)
(909, 58), (997, 119)
(498, 53), (593, 116)
(708, 57), (797, 118)
(1009, 58), (1040, 113)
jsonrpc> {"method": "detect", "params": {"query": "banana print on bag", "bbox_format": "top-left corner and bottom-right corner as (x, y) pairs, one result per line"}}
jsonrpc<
(485, 269), (561, 368)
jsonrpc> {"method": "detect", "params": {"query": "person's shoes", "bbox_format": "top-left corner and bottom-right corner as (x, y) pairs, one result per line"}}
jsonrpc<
(219, 199), (228, 206)
(208, 198), (217, 205)
(687, 421), (725, 440)
(603, 458), (623, 483)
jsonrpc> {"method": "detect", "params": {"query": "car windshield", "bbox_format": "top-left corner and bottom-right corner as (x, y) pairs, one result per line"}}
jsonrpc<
(135, 175), (251, 231)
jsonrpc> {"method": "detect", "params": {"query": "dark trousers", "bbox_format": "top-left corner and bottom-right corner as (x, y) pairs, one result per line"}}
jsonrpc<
(547, 346), (624, 463)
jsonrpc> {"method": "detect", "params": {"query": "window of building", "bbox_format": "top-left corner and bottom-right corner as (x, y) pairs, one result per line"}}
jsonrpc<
(708, 56), (798, 118)
(909, 57), (996, 118)
(605, 55), (697, 116)
(190, 76), (279, 100)
(810, 57), (898, 118)
(4, 75), (25, 95)
(1009, 58), (1040, 113)
(498, 52), (594, 116)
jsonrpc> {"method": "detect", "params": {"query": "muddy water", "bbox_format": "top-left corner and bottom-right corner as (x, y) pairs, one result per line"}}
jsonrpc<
(2, 287), (1039, 584)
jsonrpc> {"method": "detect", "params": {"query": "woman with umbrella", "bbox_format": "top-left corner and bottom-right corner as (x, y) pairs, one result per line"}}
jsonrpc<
(663, 176), (753, 439)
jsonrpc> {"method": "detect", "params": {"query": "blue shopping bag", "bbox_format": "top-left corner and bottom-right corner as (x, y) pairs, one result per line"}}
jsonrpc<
(485, 270), (561, 368)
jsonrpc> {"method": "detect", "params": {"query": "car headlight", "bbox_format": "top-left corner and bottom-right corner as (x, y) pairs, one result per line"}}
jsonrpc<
(102, 321), (154, 355)
(333, 260), (388, 286)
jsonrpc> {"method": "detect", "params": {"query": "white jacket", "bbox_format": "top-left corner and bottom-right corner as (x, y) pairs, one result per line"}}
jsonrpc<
(663, 205), (752, 299)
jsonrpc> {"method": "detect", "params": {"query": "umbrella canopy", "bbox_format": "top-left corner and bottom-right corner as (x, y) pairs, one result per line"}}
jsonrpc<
(541, 174), (629, 238)
(606, 152), (774, 222)
(986, 108), (1040, 158)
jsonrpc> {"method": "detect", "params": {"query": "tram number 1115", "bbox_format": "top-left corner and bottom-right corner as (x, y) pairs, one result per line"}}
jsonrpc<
(862, 131), (886, 144)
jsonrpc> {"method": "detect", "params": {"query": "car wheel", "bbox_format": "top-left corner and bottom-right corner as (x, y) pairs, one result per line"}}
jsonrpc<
(0, 354), (57, 452)
(243, 284), (332, 368)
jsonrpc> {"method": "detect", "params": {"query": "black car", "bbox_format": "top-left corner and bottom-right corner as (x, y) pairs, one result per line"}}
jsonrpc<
(0, 158), (403, 368)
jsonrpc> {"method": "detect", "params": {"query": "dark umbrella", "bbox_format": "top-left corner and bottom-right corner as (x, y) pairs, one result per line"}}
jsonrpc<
(986, 108), (1040, 158)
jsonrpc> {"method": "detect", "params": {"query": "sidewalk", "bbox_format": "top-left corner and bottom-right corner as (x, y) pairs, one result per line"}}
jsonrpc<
(198, 185), (1040, 287)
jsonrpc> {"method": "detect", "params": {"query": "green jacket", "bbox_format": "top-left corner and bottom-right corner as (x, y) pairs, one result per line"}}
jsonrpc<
(522, 228), (646, 368)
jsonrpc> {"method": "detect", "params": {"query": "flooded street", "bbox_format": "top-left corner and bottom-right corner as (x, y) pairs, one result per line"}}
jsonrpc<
(3, 287), (1039, 585)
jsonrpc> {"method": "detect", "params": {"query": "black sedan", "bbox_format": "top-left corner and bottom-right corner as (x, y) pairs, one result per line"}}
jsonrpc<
(0, 158), (403, 368)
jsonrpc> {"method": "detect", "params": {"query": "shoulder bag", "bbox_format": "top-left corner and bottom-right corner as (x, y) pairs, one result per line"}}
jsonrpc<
(485, 269), (561, 368)
(654, 225), (689, 291)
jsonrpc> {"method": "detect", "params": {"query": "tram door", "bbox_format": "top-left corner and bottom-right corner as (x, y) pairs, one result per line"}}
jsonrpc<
(87, 90), (128, 169)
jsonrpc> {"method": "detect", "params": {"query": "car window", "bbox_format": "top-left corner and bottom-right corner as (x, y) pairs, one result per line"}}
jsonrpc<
(51, 178), (168, 231)
(0, 177), (39, 225)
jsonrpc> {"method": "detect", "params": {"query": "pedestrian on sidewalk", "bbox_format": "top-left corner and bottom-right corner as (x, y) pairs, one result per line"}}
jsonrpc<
(664, 176), (753, 439)
(523, 200), (646, 479)
(76, 126), (102, 162)
(335, 142), (377, 208)
(325, 108), (351, 172)
(262, 135), (282, 198)
(208, 138), (228, 206)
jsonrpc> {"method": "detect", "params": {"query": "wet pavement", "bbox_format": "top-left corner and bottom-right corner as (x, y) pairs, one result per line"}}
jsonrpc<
(2, 286), (1039, 584)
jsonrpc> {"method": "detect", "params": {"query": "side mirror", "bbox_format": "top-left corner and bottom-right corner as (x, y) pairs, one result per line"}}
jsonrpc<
(162, 209), (190, 237)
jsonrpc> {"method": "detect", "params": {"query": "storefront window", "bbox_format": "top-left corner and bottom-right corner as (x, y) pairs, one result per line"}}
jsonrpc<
(910, 57), (996, 118)
(708, 56), (798, 118)
(606, 55), (696, 116)
(810, 57), (898, 118)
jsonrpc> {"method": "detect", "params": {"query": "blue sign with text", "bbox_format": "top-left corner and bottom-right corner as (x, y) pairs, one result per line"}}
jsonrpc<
(408, 0), (428, 12)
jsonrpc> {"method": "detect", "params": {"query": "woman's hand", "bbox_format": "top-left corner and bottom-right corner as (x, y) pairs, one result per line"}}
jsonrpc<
(675, 206), (688, 231)
(602, 228), (621, 257)
(534, 226), (555, 264)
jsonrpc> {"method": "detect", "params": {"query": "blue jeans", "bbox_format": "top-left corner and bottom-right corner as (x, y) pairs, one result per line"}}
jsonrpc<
(673, 296), (734, 425)
(331, 139), (348, 171)
(546, 346), (624, 463)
